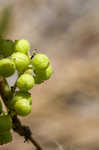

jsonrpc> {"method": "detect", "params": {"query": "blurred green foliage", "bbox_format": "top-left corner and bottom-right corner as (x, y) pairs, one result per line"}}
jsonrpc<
(0, 7), (12, 38)
(0, 7), (12, 58)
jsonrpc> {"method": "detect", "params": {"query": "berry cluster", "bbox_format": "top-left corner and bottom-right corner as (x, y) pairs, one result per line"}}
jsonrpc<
(0, 39), (53, 145)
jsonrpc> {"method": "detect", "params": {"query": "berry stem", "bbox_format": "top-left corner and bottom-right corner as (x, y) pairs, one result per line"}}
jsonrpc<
(31, 49), (40, 59)
(0, 76), (43, 150)
(12, 115), (43, 150)
(11, 80), (17, 93)
(0, 77), (10, 102)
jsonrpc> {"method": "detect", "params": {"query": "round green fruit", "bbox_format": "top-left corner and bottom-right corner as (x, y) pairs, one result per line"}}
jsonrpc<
(34, 64), (53, 81)
(0, 58), (16, 77)
(0, 131), (12, 145)
(11, 52), (30, 73)
(42, 64), (53, 80)
(14, 99), (32, 116)
(14, 39), (30, 54)
(34, 64), (53, 84)
(17, 73), (35, 91)
(9, 91), (32, 108)
(34, 75), (44, 84)
(0, 40), (14, 57)
(32, 53), (50, 71)
(0, 115), (12, 132)
(14, 91), (32, 105)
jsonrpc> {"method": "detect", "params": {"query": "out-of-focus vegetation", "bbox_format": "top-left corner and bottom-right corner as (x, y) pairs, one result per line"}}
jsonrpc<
(0, 7), (12, 38)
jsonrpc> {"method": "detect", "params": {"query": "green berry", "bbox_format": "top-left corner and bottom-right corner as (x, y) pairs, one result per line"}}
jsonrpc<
(0, 40), (14, 57)
(34, 75), (44, 84)
(9, 91), (32, 108)
(32, 53), (50, 71)
(0, 58), (16, 77)
(14, 99), (32, 116)
(14, 39), (30, 54)
(34, 64), (53, 80)
(17, 73), (35, 91)
(15, 91), (32, 105)
(24, 64), (33, 74)
(11, 52), (30, 74)
(0, 101), (2, 114)
(0, 131), (12, 145)
(0, 114), (12, 132)
(34, 64), (53, 84)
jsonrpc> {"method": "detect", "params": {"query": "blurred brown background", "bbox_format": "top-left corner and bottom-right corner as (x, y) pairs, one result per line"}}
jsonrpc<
(1, 0), (99, 150)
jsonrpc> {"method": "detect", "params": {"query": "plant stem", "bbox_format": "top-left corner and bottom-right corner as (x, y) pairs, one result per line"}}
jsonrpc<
(0, 77), (43, 150)
(12, 115), (42, 150)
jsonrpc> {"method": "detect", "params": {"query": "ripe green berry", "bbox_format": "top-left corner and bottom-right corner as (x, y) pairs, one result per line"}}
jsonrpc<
(32, 53), (50, 71)
(17, 73), (35, 91)
(0, 101), (2, 114)
(0, 58), (16, 77)
(11, 52), (30, 74)
(0, 40), (14, 57)
(34, 75), (44, 84)
(9, 91), (32, 108)
(15, 91), (32, 105)
(34, 64), (53, 81)
(14, 99), (32, 116)
(43, 64), (53, 80)
(14, 39), (30, 54)
(34, 64), (53, 84)
(0, 114), (12, 132)
(0, 131), (12, 145)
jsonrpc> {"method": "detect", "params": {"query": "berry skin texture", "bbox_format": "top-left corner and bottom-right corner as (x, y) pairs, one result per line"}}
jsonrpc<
(11, 52), (30, 74)
(14, 99), (32, 116)
(17, 73), (35, 91)
(0, 40), (14, 57)
(34, 75), (44, 84)
(32, 53), (50, 71)
(0, 115), (12, 132)
(14, 39), (30, 54)
(0, 58), (16, 77)
(43, 64), (53, 80)
(9, 91), (32, 108)
(3, 79), (12, 99)
(34, 64), (53, 81)
(14, 91), (32, 105)
(0, 131), (12, 145)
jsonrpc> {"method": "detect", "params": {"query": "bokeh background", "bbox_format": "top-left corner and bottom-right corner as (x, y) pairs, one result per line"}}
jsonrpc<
(1, 0), (99, 150)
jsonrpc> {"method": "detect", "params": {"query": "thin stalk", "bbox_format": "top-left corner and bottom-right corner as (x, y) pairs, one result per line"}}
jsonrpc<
(0, 76), (43, 150)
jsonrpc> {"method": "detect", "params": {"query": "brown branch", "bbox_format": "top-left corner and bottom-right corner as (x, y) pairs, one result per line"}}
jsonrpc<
(0, 77), (43, 150)
(12, 115), (42, 150)
(0, 77), (9, 101)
